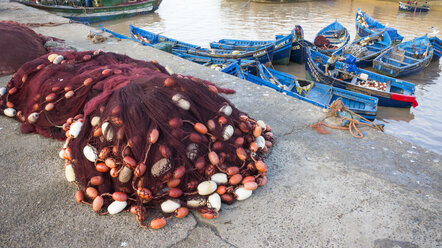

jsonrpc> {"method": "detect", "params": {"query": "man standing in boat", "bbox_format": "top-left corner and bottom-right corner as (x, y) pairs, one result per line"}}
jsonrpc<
(325, 54), (344, 77)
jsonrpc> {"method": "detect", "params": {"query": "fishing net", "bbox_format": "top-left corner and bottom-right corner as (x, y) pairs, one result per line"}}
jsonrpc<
(0, 50), (274, 229)
(314, 35), (337, 50)
(0, 21), (74, 75)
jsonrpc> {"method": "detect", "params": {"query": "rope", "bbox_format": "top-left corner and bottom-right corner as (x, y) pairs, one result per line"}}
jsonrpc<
(310, 98), (383, 138)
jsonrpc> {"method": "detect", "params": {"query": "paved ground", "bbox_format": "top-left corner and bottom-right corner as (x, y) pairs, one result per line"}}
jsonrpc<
(0, 1), (441, 247)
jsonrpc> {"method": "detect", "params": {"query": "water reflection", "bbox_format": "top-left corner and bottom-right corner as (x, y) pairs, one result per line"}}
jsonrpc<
(96, 0), (442, 154)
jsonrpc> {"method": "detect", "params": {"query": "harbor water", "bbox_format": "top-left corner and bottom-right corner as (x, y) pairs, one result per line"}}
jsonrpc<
(98, 0), (442, 154)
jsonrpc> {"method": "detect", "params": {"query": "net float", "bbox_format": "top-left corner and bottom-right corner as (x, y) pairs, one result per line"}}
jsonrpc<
(137, 187), (152, 200)
(108, 200), (127, 215)
(32, 103), (39, 112)
(262, 146), (269, 154)
(101, 122), (114, 141)
(167, 178), (180, 188)
(129, 205), (140, 215)
(264, 132), (273, 140)
(58, 149), (65, 159)
(75, 190), (84, 203)
(220, 193), (234, 203)
(208, 193), (221, 211)
(235, 147), (247, 161)
(98, 147), (110, 160)
(200, 210), (217, 219)
(53, 55), (64, 64)
(175, 207), (189, 218)
(165, 66), (174, 75)
(226, 167), (239, 176)
(173, 166), (185, 179)
(123, 156), (136, 168)
(186, 143), (198, 161)
(110, 168), (119, 178)
(45, 103), (54, 111)
(83, 54), (91, 61)
(66, 117), (73, 125)
(27, 112), (39, 124)
(205, 164), (216, 177)
(0, 87), (6, 96)
(151, 158), (172, 178)
(256, 136), (266, 149)
(207, 85), (218, 94)
(116, 128), (124, 140)
(239, 122), (249, 133)
(90, 176), (104, 186)
(187, 196), (207, 207)
(257, 120), (266, 131)
(45, 93), (56, 102)
(172, 94), (190, 110)
(250, 142), (259, 153)
(217, 116), (227, 126)
(257, 176), (268, 186)
(65, 164), (76, 182)
(211, 141), (223, 151)
(255, 161), (267, 173)
(83, 78), (93, 86)
(242, 176), (255, 184)
(159, 144), (171, 158)
(149, 129), (159, 144)
(8, 87), (18, 95)
(36, 64), (45, 70)
(112, 192), (128, 202)
(194, 123), (208, 134)
(207, 119), (216, 131)
(69, 121), (83, 138)
(134, 163), (147, 177)
(102, 69), (112, 76)
(161, 199), (181, 214)
(65, 91), (74, 99)
(186, 180), (198, 191)
(86, 187), (99, 199)
(229, 174), (242, 185)
(90, 116), (100, 127)
(164, 77), (176, 87)
(253, 126), (262, 138)
(208, 151), (219, 165)
(118, 166), (132, 183)
(48, 53), (58, 62)
(219, 104), (232, 116)
(222, 125), (234, 141)
(216, 185), (226, 195)
(211, 173), (228, 184)
(234, 137), (244, 147)
(168, 117), (183, 129)
(21, 74), (28, 83)
(92, 196), (104, 212)
(243, 181), (258, 191)
(189, 133), (201, 143)
(194, 156), (205, 170)
(93, 127), (101, 137)
(168, 188), (183, 198)
(197, 180), (217, 195)
(150, 218), (167, 229)
(83, 144), (98, 162)
(63, 147), (72, 160)
(235, 186), (252, 201)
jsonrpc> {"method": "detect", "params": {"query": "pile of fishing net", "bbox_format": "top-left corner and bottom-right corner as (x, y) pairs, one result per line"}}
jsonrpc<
(0, 50), (274, 229)
(0, 21), (73, 75)
(343, 44), (368, 58)
(314, 35), (337, 50)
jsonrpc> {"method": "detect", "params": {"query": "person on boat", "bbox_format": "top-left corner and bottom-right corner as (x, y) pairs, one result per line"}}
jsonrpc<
(325, 54), (344, 77)
(407, 0), (411, 4)
(293, 25), (304, 41)
(413, 0), (418, 5)
(422, 1), (429, 7)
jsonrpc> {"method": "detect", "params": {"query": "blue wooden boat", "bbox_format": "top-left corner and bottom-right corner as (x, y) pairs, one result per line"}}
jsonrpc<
(11, 0), (161, 23)
(355, 9), (403, 44)
(209, 32), (293, 65)
(275, 25), (306, 64)
(373, 35), (433, 77)
(314, 20), (350, 55)
(430, 36), (442, 61)
(222, 61), (378, 120)
(333, 29), (393, 68)
(130, 25), (275, 64)
(398, 1), (430, 12)
(306, 48), (418, 108)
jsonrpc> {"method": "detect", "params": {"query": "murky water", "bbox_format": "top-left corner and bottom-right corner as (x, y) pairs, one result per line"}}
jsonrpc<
(98, 0), (442, 154)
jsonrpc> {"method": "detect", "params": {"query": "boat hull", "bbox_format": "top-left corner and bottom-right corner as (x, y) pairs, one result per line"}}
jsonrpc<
(11, 0), (161, 23)
(398, 1), (430, 12)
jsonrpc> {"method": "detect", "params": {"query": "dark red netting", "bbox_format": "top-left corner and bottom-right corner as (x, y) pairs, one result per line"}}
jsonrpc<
(314, 35), (337, 50)
(0, 50), (274, 229)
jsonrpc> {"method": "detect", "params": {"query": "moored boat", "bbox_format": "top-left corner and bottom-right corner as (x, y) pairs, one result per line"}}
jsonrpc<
(355, 9), (403, 44)
(398, 1), (430, 12)
(11, 0), (161, 23)
(306, 48), (417, 108)
(334, 29), (392, 68)
(130, 25), (275, 64)
(222, 61), (378, 120)
(373, 35), (433, 77)
(429, 36), (442, 61)
(209, 32), (293, 65)
(314, 20), (350, 55)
